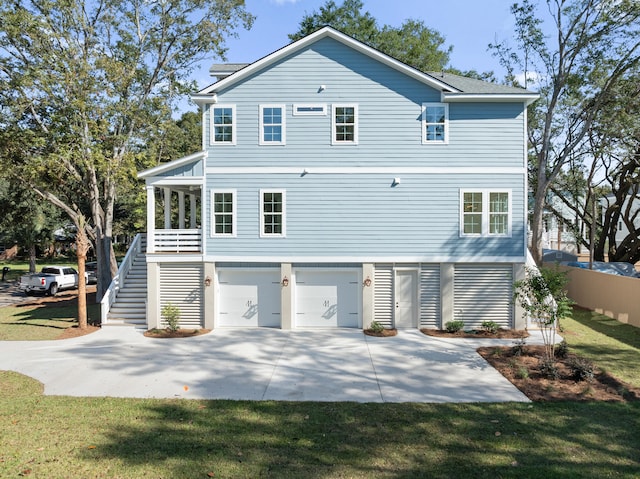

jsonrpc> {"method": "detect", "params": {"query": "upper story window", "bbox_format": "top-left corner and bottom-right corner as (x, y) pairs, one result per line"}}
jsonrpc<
(211, 190), (236, 237)
(211, 105), (236, 145)
(422, 103), (448, 144)
(332, 104), (358, 145)
(260, 189), (286, 237)
(460, 190), (511, 237)
(259, 104), (286, 145)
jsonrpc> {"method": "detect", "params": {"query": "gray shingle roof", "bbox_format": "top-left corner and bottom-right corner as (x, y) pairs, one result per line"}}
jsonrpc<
(426, 71), (535, 95)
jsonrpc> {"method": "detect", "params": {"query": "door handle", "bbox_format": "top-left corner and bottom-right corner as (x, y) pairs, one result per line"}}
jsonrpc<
(396, 302), (399, 309)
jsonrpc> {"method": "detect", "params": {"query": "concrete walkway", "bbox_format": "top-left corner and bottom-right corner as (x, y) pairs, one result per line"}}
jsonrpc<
(0, 327), (546, 403)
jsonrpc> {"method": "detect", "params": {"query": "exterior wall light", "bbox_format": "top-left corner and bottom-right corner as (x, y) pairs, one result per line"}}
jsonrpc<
(204, 275), (212, 287)
(363, 276), (372, 287)
(282, 276), (289, 287)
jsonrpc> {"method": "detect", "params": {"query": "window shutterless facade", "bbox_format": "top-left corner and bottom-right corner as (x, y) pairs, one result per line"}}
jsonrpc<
(332, 104), (358, 144)
(259, 104), (286, 145)
(460, 190), (511, 237)
(211, 190), (236, 237)
(260, 189), (286, 237)
(210, 105), (236, 145)
(422, 103), (448, 144)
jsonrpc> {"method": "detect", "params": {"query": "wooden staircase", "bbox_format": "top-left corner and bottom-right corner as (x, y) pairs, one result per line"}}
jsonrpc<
(105, 238), (147, 328)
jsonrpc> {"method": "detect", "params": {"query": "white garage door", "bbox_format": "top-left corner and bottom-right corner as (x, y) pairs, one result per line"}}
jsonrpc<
(295, 269), (360, 328)
(218, 269), (281, 327)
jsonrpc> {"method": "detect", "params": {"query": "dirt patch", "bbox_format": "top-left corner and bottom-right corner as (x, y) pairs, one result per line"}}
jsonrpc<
(144, 328), (211, 338)
(421, 328), (529, 339)
(363, 328), (398, 337)
(478, 345), (640, 402)
(56, 324), (101, 339)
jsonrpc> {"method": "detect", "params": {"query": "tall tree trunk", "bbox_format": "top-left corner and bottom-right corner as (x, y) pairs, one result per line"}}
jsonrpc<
(76, 227), (90, 330)
(28, 244), (36, 273)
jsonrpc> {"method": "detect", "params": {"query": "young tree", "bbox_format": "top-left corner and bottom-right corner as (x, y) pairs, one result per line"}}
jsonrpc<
(0, 0), (254, 313)
(491, 0), (640, 264)
(289, 0), (452, 72)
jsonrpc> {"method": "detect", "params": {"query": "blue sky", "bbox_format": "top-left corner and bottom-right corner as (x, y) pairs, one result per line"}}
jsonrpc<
(189, 0), (519, 92)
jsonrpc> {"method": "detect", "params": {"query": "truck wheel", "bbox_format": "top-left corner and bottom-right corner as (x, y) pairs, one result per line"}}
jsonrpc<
(48, 283), (58, 296)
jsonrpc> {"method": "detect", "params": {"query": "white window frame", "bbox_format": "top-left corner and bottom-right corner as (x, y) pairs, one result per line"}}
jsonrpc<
(422, 102), (449, 144)
(210, 104), (236, 145)
(211, 189), (237, 237)
(260, 189), (286, 238)
(332, 104), (358, 145)
(293, 104), (327, 116)
(259, 104), (286, 145)
(459, 189), (512, 237)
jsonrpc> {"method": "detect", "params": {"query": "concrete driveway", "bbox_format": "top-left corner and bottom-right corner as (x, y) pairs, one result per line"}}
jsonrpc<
(0, 327), (540, 403)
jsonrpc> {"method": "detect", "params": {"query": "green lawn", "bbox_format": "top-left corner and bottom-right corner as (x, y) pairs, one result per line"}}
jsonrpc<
(562, 308), (640, 387)
(1, 371), (639, 478)
(1, 304), (640, 477)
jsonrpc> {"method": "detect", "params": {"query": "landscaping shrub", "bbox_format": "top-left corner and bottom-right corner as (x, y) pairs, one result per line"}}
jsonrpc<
(556, 340), (569, 359)
(568, 357), (595, 382)
(161, 303), (181, 332)
(445, 320), (464, 333)
(481, 320), (499, 334)
(538, 357), (560, 380)
(369, 321), (384, 333)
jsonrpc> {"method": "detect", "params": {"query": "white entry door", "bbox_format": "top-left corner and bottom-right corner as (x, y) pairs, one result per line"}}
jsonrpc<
(395, 270), (417, 328)
(218, 269), (281, 327)
(295, 269), (359, 328)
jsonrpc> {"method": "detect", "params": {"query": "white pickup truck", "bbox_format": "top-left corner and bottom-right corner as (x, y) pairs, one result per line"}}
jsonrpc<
(19, 266), (80, 296)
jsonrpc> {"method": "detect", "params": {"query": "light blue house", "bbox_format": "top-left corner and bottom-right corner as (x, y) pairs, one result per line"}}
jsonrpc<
(130, 27), (538, 331)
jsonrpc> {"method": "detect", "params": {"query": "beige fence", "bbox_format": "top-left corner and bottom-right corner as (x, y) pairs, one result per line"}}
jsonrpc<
(558, 265), (640, 328)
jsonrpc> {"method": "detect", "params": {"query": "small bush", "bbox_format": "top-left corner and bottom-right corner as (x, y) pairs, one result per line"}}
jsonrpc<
(369, 321), (384, 333)
(568, 357), (595, 382)
(538, 358), (560, 380)
(481, 320), (499, 334)
(512, 337), (527, 356)
(555, 340), (569, 359)
(515, 366), (529, 380)
(161, 303), (181, 332)
(445, 320), (464, 333)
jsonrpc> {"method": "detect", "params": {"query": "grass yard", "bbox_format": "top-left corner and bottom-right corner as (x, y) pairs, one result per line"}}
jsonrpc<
(0, 292), (100, 340)
(1, 371), (639, 479)
(562, 307), (640, 388)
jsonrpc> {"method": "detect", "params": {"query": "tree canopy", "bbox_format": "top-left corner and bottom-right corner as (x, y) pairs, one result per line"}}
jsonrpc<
(289, 0), (452, 72)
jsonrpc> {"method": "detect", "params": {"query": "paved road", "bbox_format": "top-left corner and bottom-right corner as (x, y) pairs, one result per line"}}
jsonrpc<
(0, 327), (544, 403)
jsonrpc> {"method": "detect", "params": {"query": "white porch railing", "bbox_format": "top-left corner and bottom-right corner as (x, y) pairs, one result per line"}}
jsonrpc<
(100, 233), (143, 325)
(151, 229), (202, 253)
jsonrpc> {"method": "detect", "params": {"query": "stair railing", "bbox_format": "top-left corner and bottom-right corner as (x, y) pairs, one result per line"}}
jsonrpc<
(100, 233), (144, 325)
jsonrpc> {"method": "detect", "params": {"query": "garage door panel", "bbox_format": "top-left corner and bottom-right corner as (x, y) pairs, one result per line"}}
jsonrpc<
(295, 270), (359, 328)
(218, 270), (280, 327)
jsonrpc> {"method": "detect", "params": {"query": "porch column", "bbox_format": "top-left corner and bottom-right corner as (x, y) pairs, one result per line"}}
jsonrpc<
(178, 191), (185, 229)
(146, 185), (155, 254)
(163, 187), (171, 229)
(190, 194), (197, 228)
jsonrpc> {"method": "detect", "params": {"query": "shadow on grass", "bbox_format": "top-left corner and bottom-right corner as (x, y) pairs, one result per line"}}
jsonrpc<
(570, 307), (640, 351)
(86, 401), (640, 478)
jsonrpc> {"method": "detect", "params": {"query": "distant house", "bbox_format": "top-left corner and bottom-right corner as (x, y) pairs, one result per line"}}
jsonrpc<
(600, 194), (640, 247)
(125, 27), (538, 331)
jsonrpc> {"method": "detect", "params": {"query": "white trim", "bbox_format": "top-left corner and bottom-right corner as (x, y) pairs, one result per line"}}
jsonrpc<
(146, 177), (204, 187)
(442, 92), (539, 105)
(331, 104), (358, 145)
(206, 166), (526, 175)
(210, 104), (236, 145)
(200, 255), (527, 263)
(138, 151), (206, 179)
(146, 255), (205, 263)
(259, 104), (286, 145)
(422, 103), (449, 145)
(210, 189), (237, 237)
(193, 27), (460, 101)
(260, 189), (286, 238)
(459, 189), (513, 237)
(293, 104), (327, 116)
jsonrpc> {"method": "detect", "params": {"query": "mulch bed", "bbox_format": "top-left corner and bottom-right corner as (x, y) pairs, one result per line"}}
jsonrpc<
(144, 328), (211, 338)
(363, 328), (398, 337)
(478, 344), (640, 402)
(421, 328), (529, 339)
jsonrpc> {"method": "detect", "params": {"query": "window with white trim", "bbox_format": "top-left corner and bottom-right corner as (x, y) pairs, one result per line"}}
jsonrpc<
(211, 190), (236, 237)
(259, 104), (285, 145)
(210, 105), (236, 144)
(332, 104), (358, 144)
(460, 190), (511, 237)
(260, 189), (286, 237)
(422, 103), (448, 144)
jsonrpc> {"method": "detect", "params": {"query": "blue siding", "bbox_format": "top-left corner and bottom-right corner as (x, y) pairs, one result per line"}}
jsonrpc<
(158, 160), (203, 177)
(206, 173), (525, 259)
(205, 37), (525, 169)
